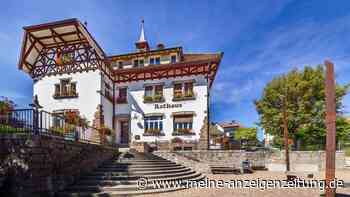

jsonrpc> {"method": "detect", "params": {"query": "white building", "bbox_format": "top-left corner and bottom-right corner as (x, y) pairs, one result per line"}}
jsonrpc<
(17, 19), (223, 150)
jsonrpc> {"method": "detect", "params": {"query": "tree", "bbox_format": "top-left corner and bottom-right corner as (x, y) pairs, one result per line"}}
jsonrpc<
(255, 65), (349, 150)
(0, 97), (15, 115)
(234, 127), (258, 147)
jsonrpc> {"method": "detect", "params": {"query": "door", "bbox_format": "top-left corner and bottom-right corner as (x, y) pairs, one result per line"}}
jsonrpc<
(120, 121), (129, 144)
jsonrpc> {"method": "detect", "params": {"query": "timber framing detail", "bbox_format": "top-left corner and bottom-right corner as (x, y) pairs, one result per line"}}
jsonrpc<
(114, 59), (220, 87)
(17, 18), (222, 87)
(18, 18), (113, 81)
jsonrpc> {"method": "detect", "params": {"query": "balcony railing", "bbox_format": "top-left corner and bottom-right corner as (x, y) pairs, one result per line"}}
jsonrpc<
(0, 109), (103, 145)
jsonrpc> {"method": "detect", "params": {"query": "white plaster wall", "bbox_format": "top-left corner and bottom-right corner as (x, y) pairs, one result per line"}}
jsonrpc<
(33, 71), (101, 125)
(101, 74), (114, 130)
(115, 75), (209, 143)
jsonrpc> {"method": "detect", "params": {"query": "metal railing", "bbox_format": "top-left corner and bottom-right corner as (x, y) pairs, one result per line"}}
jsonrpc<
(0, 109), (102, 145)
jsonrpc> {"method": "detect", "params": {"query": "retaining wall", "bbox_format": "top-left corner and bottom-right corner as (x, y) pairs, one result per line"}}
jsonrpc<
(0, 134), (118, 197)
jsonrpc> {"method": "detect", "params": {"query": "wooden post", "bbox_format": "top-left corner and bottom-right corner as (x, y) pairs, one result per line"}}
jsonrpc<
(325, 60), (336, 197)
(282, 97), (290, 172)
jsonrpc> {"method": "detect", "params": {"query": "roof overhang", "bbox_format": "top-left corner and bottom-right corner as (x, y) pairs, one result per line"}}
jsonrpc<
(113, 52), (223, 88)
(18, 18), (106, 74)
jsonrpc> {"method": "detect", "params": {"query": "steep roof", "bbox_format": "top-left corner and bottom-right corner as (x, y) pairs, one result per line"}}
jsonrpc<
(18, 18), (106, 74)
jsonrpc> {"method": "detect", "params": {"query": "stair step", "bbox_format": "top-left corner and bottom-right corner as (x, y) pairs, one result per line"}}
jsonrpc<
(94, 165), (187, 172)
(59, 187), (183, 197)
(89, 168), (191, 176)
(108, 160), (174, 164)
(68, 173), (204, 191)
(101, 163), (182, 168)
(81, 170), (197, 180)
(59, 151), (202, 196)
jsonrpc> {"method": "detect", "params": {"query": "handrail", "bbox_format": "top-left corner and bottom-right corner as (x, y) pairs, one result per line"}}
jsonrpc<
(0, 109), (106, 146)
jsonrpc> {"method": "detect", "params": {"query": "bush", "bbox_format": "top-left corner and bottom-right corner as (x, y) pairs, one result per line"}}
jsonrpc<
(0, 124), (28, 134)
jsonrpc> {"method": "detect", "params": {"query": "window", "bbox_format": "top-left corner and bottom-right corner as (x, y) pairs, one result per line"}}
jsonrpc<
(118, 61), (123, 69)
(53, 79), (78, 99)
(155, 85), (163, 97)
(184, 82), (194, 97)
(145, 86), (153, 97)
(117, 87), (127, 103)
(173, 83), (183, 98)
(171, 55), (177, 63)
(60, 50), (75, 64)
(173, 81), (195, 100)
(133, 59), (139, 67)
(155, 57), (160, 65)
(144, 84), (164, 102)
(149, 57), (155, 65)
(144, 116), (163, 135)
(173, 115), (193, 134)
(139, 59), (144, 67)
(111, 61), (118, 68)
(104, 82), (113, 101)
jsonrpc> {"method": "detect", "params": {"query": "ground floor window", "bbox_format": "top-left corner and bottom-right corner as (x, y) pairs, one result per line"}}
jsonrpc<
(144, 116), (163, 135)
(173, 115), (193, 134)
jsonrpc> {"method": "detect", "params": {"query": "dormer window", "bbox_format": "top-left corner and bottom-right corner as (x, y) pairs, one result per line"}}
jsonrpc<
(133, 59), (144, 67)
(155, 57), (160, 65)
(133, 59), (139, 67)
(150, 57), (155, 65)
(171, 55), (177, 63)
(53, 78), (78, 99)
(118, 61), (123, 69)
(139, 59), (144, 67)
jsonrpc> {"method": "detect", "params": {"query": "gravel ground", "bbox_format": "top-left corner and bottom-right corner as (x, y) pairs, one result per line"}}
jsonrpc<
(139, 171), (350, 197)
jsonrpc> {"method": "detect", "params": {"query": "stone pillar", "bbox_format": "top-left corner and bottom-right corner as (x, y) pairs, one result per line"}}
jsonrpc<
(198, 116), (209, 150)
(92, 105), (104, 144)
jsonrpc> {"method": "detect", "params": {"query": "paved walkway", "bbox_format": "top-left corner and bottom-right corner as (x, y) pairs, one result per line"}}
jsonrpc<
(140, 171), (350, 197)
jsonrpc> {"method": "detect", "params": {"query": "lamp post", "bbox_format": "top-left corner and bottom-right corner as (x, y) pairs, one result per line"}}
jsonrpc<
(29, 95), (42, 135)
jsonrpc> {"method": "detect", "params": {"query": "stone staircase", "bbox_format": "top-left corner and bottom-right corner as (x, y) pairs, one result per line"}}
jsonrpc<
(58, 150), (204, 196)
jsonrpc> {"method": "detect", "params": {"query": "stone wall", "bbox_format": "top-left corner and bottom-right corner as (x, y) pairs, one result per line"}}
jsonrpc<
(267, 151), (345, 172)
(154, 150), (346, 173)
(0, 134), (118, 197)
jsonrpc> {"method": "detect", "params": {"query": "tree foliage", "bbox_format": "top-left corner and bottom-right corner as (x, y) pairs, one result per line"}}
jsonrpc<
(0, 97), (15, 115)
(255, 65), (350, 150)
(234, 127), (257, 142)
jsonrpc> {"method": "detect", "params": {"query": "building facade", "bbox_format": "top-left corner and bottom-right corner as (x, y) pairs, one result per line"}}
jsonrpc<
(18, 19), (222, 150)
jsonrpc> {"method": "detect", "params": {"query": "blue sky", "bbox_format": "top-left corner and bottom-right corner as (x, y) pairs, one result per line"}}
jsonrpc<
(1, 1), (350, 139)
